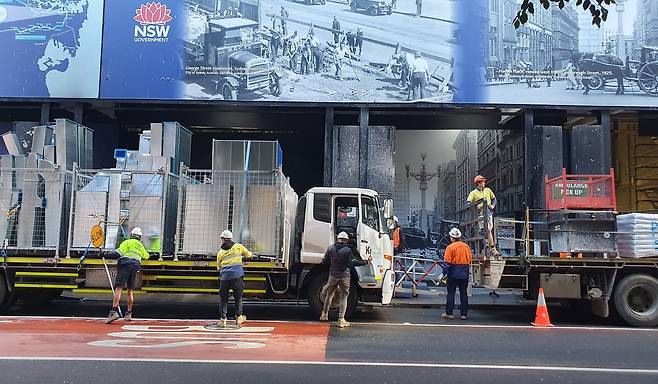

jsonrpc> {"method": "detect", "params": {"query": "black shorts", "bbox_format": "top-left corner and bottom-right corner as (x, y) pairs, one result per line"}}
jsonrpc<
(114, 258), (141, 290)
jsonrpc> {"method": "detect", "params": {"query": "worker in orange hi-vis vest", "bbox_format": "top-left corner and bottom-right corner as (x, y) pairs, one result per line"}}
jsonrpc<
(389, 216), (406, 255)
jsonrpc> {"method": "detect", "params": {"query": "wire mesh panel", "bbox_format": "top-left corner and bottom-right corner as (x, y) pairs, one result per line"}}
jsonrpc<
(177, 168), (298, 261)
(68, 168), (179, 257)
(0, 164), (72, 256)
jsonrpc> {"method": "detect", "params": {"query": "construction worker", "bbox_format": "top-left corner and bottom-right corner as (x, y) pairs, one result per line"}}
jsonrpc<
(389, 216), (406, 255)
(442, 228), (472, 320)
(320, 232), (371, 328)
(467, 175), (500, 256)
(334, 41), (349, 80)
(105, 227), (150, 324)
(332, 16), (341, 44)
(410, 51), (429, 100)
(216, 230), (252, 327)
(280, 6), (289, 35)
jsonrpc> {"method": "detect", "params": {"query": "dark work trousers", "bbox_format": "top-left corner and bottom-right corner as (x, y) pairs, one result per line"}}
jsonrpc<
(219, 277), (244, 319)
(445, 277), (469, 317)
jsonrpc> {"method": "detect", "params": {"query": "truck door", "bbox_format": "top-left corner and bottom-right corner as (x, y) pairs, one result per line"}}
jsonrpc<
(358, 195), (384, 283)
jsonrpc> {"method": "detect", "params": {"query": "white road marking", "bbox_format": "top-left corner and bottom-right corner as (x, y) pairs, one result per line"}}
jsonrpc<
(0, 357), (656, 375)
(0, 320), (11, 323)
(350, 321), (658, 332)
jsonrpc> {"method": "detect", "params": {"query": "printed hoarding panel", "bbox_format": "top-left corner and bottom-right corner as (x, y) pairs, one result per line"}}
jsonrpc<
(100, 1), (184, 99)
(0, 0), (104, 99)
(473, 0), (658, 108)
(100, 0), (457, 102)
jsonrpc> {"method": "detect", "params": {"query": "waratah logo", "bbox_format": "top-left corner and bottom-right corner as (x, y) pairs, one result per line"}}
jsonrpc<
(134, 2), (172, 25)
(134, 2), (172, 42)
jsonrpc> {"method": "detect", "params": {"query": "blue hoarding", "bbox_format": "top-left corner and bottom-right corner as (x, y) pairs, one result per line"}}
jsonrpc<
(0, 0), (104, 98)
(2, 1), (658, 107)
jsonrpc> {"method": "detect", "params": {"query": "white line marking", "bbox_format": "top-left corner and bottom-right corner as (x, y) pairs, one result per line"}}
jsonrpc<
(1, 316), (656, 332)
(0, 357), (656, 375)
(349, 321), (658, 332)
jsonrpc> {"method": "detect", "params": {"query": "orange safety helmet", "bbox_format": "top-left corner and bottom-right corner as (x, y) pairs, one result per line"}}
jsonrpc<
(474, 175), (486, 184)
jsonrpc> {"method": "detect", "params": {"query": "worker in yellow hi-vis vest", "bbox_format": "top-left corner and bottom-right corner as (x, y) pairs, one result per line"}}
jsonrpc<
(467, 175), (501, 257)
(215, 229), (253, 327)
(105, 227), (150, 324)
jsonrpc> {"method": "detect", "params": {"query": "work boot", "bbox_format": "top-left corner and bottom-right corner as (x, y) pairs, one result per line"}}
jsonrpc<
(441, 313), (454, 320)
(237, 315), (247, 325)
(217, 318), (228, 328)
(337, 318), (350, 328)
(124, 311), (132, 322)
(460, 315), (468, 320)
(319, 311), (329, 322)
(105, 310), (120, 324)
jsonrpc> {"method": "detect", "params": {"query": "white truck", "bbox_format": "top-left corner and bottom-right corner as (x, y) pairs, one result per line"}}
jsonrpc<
(0, 130), (395, 318)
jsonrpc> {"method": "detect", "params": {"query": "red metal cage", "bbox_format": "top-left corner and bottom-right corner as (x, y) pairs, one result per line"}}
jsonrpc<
(544, 168), (616, 210)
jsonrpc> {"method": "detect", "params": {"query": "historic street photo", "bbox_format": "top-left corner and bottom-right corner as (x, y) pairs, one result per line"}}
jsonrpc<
(480, 0), (658, 107)
(180, 0), (457, 102)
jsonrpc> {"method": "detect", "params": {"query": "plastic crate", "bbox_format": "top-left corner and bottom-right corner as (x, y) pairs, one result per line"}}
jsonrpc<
(545, 168), (616, 210)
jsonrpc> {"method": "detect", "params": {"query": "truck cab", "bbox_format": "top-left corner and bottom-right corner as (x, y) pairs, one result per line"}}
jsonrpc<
(295, 187), (395, 316)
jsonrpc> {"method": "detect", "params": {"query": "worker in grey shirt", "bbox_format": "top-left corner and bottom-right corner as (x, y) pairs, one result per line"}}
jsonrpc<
(320, 232), (372, 328)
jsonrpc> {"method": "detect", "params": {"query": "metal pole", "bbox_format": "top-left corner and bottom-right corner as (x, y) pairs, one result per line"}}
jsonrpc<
(239, 141), (252, 243)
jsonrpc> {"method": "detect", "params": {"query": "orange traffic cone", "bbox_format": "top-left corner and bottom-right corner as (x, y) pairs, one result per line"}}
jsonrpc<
(531, 288), (554, 327)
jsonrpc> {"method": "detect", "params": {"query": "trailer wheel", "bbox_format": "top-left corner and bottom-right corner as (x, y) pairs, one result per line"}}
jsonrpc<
(18, 289), (63, 307)
(350, 2), (358, 12)
(307, 272), (357, 319)
(613, 274), (658, 327)
(368, 7), (377, 16)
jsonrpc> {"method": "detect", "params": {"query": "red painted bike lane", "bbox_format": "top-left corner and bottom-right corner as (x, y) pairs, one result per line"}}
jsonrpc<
(0, 317), (329, 362)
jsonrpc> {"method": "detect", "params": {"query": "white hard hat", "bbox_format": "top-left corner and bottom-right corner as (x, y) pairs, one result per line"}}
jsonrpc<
(131, 227), (143, 237)
(220, 230), (233, 239)
(337, 232), (349, 240)
(449, 227), (462, 239)
(393, 216), (399, 222)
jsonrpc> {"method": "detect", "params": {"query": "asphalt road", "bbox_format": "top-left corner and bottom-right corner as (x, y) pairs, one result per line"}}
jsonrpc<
(1, 298), (658, 383)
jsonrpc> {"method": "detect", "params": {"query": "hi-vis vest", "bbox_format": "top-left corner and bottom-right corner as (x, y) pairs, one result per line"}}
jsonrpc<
(117, 239), (150, 262)
(216, 243), (253, 270)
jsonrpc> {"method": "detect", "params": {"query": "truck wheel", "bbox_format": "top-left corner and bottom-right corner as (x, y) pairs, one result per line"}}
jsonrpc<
(350, 2), (358, 12)
(613, 274), (658, 327)
(18, 289), (64, 307)
(321, 0), (326, 4)
(305, 0), (311, 4)
(307, 273), (357, 319)
(269, 74), (282, 96)
(368, 7), (377, 15)
(221, 83), (237, 101)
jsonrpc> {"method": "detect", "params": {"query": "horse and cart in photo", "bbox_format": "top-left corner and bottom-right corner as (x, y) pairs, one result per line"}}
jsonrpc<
(578, 46), (658, 96)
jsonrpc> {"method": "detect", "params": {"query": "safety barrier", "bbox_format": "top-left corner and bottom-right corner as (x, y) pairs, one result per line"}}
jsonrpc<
(393, 253), (445, 295)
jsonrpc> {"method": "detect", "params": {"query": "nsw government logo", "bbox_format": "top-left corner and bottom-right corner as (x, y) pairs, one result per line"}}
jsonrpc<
(133, 2), (172, 43)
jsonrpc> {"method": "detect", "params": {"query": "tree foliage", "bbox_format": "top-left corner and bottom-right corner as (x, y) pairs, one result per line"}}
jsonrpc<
(513, 0), (617, 29)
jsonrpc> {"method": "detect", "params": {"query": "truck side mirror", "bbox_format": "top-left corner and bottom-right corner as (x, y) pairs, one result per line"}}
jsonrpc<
(383, 198), (393, 219)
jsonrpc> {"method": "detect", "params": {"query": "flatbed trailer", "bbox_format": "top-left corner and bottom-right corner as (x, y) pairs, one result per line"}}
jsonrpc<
(473, 253), (658, 327)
